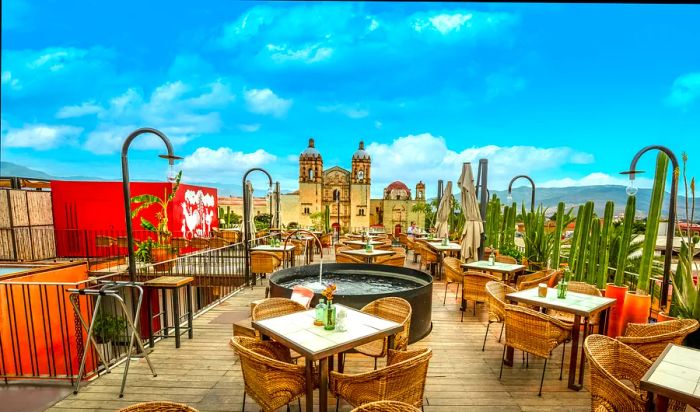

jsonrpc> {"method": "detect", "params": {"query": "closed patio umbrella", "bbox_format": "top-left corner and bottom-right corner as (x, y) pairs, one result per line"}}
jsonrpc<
(245, 180), (256, 240)
(434, 181), (453, 239)
(458, 163), (483, 263)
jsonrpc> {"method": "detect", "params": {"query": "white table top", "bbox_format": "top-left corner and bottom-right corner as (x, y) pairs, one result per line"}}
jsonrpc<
(506, 287), (616, 317)
(463, 260), (525, 273)
(344, 240), (384, 246)
(342, 249), (396, 257)
(642, 344), (700, 407)
(426, 241), (461, 252)
(252, 304), (403, 361)
(347, 234), (380, 239)
(251, 245), (296, 252)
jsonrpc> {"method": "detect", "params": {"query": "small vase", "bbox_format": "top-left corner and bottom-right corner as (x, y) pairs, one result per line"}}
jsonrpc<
(324, 301), (336, 330)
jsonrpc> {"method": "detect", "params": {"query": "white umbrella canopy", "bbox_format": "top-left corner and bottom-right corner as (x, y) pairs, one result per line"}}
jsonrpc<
(434, 181), (453, 239)
(458, 163), (483, 263)
(245, 180), (256, 240)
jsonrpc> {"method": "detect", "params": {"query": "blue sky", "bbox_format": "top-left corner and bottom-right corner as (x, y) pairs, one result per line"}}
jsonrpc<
(2, 1), (699, 197)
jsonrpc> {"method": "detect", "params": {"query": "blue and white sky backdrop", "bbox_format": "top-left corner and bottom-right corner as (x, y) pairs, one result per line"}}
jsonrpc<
(2, 1), (699, 196)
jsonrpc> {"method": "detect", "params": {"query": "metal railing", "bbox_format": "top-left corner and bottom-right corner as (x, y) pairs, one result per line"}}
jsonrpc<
(0, 234), (274, 383)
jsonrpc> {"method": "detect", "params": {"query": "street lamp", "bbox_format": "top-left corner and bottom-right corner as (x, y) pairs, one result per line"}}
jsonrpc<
(121, 127), (182, 281)
(620, 145), (679, 309)
(242, 168), (273, 287)
(507, 175), (536, 212)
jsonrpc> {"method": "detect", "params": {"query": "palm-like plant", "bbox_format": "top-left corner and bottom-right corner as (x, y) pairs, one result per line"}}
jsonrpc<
(131, 170), (182, 247)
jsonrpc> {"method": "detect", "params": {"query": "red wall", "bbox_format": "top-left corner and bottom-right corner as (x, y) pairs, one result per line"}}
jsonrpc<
(50, 180), (218, 257)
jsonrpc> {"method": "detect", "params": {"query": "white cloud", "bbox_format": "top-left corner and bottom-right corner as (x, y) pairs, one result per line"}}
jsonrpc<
(186, 80), (235, 107)
(27, 48), (88, 71)
(1, 71), (21, 90)
(665, 72), (700, 109)
(238, 123), (261, 132)
(266, 43), (334, 64)
(2, 124), (82, 150)
(180, 147), (277, 181)
(540, 172), (654, 189)
(244, 88), (292, 117)
(318, 104), (369, 119)
(410, 10), (517, 39)
(365, 133), (595, 196)
(56, 101), (104, 118)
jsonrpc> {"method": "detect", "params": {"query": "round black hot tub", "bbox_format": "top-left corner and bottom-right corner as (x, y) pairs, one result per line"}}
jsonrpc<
(269, 263), (432, 343)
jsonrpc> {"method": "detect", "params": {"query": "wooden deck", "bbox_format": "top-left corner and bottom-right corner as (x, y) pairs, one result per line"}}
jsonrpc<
(48, 253), (591, 411)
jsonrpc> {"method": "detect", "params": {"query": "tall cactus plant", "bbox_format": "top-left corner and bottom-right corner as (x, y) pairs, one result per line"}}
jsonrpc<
(586, 216), (601, 285)
(568, 205), (584, 268)
(485, 195), (502, 249)
(500, 202), (516, 248)
(596, 201), (615, 289)
(614, 195), (637, 286)
(551, 202), (566, 268)
(637, 152), (669, 293)
(573, 201), (594, 281)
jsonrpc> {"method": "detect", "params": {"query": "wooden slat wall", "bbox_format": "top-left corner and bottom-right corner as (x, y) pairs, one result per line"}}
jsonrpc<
(0, 189), (56, 261)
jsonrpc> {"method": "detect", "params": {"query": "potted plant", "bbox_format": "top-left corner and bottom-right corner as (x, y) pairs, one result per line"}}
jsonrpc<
(670, 153), (700, 347)
(92, 313), (128, 362)
(606, 195), (636, 337)
(622, 153), (670, 332)
(131, 170), (182, 272)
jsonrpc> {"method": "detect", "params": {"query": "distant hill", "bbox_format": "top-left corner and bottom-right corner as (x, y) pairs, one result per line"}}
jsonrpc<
(490, 185), (690, 218)
(0, 161), (103, 181)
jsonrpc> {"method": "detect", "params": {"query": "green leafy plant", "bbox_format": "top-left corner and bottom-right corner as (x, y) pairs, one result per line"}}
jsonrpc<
(522, 204), (555, 270)
(92, 313), (128, 344)
(411, 200), (435, 230)
(131, 170), (182, 251)
(218, 206), (241, 229)
(498, 244), (523, 263)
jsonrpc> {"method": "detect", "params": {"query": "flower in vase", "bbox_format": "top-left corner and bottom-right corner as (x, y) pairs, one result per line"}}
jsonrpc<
(322, 283), (337, 301)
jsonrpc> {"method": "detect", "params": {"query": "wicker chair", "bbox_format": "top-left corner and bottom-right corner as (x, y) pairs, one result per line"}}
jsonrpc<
(336, 252), (365, 264)
(375, 253), (405, 267)
(500, 304), (571, 396)
(231, 336), (316, 412)
(617, 318), (700, 361)
(496, 255), (517, 264)
(442, 257), (464, 305)
(355, 297), (412, 369)
(516, 269), (557, 290)
(118, 401), (198, 412)
(483, 281), (516, 351)
(547, 281), (603, 332)
(320, 233), (333, 252)
(417, 244), (439, 273)
(208, 237), (229, 249)
(291, 239), (307, 264)
(250, 251), (282, 277)
(252, 297), (307, 322)
(331, 348), (432, 410)
(189, 237), (210, 250)
(95, 235), (116, 248)
(170, 237), (189, 252)
(350, 400), (421, 412)
(461, 271), (501, 321)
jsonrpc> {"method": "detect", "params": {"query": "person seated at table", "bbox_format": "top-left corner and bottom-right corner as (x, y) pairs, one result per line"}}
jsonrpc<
(407, 222), (418, 235)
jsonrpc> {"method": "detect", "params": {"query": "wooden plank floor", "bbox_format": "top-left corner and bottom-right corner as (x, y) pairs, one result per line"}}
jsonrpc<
(48, 252), (591, 411)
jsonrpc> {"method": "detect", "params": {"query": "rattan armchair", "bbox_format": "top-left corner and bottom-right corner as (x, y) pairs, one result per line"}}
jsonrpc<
(208, 237), (229, 249)
(252, 297), (307, 322)
(320, 233), (333, 252)
(617, 318), (699, 361)
(189, 237), (210, 250)
(547, 281), (603, 332)
(483, 281), (516, 351)
(516, 269), (558, 290)
(417, 244), (439, 273)
(583, 334), (686, 412)
(250, 251), (282, 277)
(355, 297), (412, 369)
(336, 252), (365, 264)
(496, 255), (517, 264)
(331, 348), (432, 410)
(350, 400), (421, 412)
(375, 253), (405, 267)
(500, 304), (571, 396)
(442, 257), (464, 305)
(118, 401), (198, 412)
(461, 270), (501, 321)
(231, 336), (316, 412)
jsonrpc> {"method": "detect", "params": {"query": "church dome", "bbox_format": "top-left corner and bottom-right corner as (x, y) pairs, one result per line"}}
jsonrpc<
(386, 181), (410, 192)
(352, 141), (370, 160)
(300, 138), (321, 159)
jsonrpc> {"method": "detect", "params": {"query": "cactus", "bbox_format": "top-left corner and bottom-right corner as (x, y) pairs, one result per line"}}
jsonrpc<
(586, 216), (600, 285)
(485, 195), (502, 249)
(637, 152), (669, 293)
(500, 202), (516, 248)
(573, 201), (594, 281)
(551, 202), (566, 268)
(596, 201), (615, 289)
(614, 195), (637, 286)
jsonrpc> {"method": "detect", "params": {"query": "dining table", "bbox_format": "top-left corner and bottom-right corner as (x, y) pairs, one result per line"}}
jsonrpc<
(505, 287), (616, 391)
(641, 343), (700, 411)
(343, 240), (384, 248)
(341, 248), (396, 264)
(462, 260), (526, 282)
(252, 304), (404, 412)
(424, 241), (461, 279)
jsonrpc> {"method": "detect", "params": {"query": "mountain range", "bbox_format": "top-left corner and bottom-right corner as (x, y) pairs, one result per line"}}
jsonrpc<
(1, 161), (694, 218)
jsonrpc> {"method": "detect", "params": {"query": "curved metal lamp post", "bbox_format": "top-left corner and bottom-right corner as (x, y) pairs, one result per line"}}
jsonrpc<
(121, 127), (182, 281)
(507, 175), (536, 212)
(620, 145), (679, 309)
(242, 168), (273, 286)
